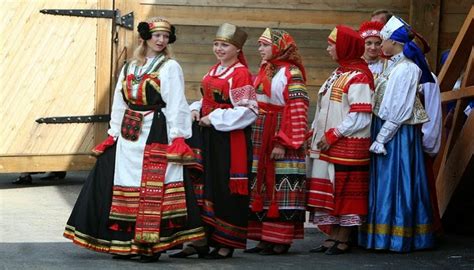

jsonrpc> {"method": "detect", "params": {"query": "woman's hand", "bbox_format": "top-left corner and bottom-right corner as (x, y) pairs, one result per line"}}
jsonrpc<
(317, 136), (330, 151)
(191, 110), (200, 121)
(270, 144), (286, 160)
(198, 115), (211, 127)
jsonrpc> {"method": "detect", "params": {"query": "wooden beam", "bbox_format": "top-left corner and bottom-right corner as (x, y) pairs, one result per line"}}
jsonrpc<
(94, 0), (114, 146)
(409, 0), (441, 71)
(0, 154), (96, 173)
(438, 7), (474, 92)
(436, 112), (474, 215)
(441, 86), (474, 103)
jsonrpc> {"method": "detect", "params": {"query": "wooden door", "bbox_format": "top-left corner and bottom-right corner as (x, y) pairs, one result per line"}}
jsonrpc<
(0, 0), (113, 172)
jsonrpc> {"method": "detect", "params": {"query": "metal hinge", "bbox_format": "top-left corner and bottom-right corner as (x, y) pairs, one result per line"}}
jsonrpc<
(40, 9), (133, 30)
(36, 115), (111, 124)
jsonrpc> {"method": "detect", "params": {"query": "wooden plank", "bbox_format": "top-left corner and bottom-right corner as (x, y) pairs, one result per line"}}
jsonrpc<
(438, 7), (474, 92)
(94, 0), (114, 145)
(0, 154), (96, 173)
(436, 112), (474, 215)
(409, 0), (440, 71)
(440, 86), (474, 102)
(141, 4), (373, 29)
(141, 0), (409, 12)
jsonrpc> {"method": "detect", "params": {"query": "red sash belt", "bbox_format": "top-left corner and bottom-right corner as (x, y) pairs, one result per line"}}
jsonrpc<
(251, 102), (284, 217)
(202, 97), (249, 196)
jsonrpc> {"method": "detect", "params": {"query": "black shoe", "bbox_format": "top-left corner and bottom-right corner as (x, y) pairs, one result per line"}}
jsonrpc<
(112, 254), (138, 260)
(139, 253), (161, 263)
(325, 241), (350, 255)
(244, 246), (265, 254)
(12, 175), (33, 185)
(259, 244), (290, 256)
(169, 244), (209, 258)
(310, 239), (336, 253)
(204, 248), (234, 259)
(41, 171), (67, 180)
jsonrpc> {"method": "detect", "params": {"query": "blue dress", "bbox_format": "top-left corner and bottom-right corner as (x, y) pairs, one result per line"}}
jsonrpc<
(358, 116), (435, 252)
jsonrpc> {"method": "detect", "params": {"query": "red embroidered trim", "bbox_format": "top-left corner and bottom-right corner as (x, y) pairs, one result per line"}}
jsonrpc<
(349, 103), (372, 113)
(320, 137), (371, 165)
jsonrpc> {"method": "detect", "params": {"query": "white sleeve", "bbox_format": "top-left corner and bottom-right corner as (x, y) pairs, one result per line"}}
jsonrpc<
(189, 99), (202, 112)
(159, 60), (192, 141)
(336, 112), (371, 137)
(208, 75), (258, 132)
(107, 65), (127, 138)
(421, 74), (442, 156)
(378, 62), (422, 124)
(209, 107), (257, 131)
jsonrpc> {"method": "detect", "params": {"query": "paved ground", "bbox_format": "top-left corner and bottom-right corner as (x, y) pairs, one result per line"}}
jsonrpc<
(0, 171), (473, 270)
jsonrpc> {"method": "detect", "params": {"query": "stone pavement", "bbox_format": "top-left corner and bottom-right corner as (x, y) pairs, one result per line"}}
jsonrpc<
(0, 172), (473, 270)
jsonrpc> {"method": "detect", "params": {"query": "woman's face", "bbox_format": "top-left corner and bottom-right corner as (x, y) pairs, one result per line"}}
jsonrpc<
(146, 31), (170, 53)
(258, 41), (273, 61)
(213, 41), (239, 65)
(364, 36), (382, 60)
(381, 39), (395, 56)
(327, 42), (337, 61)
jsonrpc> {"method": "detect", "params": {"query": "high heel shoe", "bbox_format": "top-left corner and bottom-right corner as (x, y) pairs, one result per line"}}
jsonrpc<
(169, 244), (209, 258)
(204, 248), (234, 259)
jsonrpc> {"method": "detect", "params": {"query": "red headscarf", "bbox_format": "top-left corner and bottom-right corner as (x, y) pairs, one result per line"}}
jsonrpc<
(330, 25), (374, 89)
(254, 29), (306, 97)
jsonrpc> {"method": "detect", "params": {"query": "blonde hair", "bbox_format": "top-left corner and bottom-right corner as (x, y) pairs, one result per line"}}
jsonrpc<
(131, 17), (174, 66)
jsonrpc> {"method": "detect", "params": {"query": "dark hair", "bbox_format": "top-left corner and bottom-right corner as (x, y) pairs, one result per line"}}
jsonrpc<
(371, 9), (393, 23)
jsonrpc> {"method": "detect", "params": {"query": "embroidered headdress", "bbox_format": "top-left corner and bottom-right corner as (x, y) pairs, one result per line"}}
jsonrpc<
(359, 21), (384, 40)
(214, 23), (248, 49)
(137, 18), (177, 43)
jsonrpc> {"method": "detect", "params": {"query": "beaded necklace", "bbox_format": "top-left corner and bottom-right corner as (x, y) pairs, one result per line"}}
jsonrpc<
(132, 54), (165, 84)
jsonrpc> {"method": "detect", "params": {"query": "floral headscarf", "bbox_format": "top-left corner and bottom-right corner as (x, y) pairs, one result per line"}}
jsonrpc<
(254, 28), (306, 97)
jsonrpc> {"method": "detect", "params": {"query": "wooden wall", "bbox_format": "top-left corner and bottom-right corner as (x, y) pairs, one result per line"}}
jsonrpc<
(134, 0), (410, 103)
(438, 0), (474, 69)
(0, 0), (112, 172)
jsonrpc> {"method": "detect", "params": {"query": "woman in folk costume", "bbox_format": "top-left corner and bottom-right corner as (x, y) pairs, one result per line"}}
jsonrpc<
(359, 21), (385, 79)
(244, 29), (309, 255)
(64, 17), (205, 262)
(306, 25), (374, 255)
(358, 16), (435, 252)
(171, 23), (257, 259)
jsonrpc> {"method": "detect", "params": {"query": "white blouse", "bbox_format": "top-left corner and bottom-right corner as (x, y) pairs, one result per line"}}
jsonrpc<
(420, 73), (442, 156)
(108, 58), (192, 142)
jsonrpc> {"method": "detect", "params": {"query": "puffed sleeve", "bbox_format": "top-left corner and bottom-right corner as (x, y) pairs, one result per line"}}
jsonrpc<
(274, 66), (310, 149)
(326, 73), (373, 144)
(107, 64), (128, 138)
(208, 68), (258, 131)
(159, 60), (192, 141)
(378, 62), (421, 124)
(370, 61), (422, 154)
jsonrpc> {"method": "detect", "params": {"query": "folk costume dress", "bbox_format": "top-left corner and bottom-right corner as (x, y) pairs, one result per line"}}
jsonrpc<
(307, 26), (374, 230)
(64, 54), (205, 256)
(358, 17), (435, 252)
(248, 29), (309, 245)
(189, 24), (257, 249)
